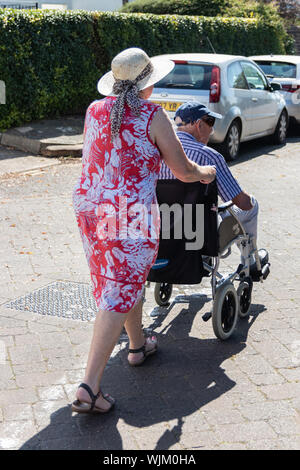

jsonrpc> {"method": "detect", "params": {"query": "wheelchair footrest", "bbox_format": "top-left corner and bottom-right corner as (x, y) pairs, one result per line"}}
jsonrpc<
(262, 263), (270, 280)
(250, 248), (270, 282)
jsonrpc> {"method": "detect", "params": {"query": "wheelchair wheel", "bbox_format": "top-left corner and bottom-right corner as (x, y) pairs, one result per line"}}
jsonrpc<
(154, 282), (173, 306)
(212, 282), (238, 340)
(237, 278), (253, 318)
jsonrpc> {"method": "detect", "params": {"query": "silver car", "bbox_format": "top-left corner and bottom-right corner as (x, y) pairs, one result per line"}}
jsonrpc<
(151, 53), (288, 160)
(250, 55), (300, 127)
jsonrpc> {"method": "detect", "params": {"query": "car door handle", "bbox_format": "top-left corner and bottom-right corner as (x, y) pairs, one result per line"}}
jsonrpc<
(252, 97), (258, 102)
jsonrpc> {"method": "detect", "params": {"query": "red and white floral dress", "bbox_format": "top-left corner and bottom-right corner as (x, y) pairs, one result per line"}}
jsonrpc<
(72, 97), (162, 313)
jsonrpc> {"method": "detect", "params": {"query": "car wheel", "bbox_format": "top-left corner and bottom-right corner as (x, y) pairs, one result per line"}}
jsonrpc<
(221, 120), (241, 161)
(273, 110), (288, 145)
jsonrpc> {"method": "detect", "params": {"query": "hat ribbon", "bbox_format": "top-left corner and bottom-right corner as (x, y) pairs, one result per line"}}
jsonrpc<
(110, 61), (154, 141)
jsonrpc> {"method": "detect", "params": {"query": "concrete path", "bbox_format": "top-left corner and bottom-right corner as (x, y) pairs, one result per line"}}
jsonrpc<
(0, 116), (84, 157)
(0, 133), (299, 450)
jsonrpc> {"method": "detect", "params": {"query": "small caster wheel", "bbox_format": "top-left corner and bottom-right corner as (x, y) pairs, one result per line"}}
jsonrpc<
(154, 282), (173, 306)
(237, 278), (253, 318)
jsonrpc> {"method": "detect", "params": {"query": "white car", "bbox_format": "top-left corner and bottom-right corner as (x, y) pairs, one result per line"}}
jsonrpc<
(251, 55), (300, 127)
(151, 53), (288, 160)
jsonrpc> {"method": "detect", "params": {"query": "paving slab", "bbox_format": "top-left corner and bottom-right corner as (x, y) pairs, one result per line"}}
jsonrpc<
(0, 131), (299, 450)
(0, 145), (61, 177)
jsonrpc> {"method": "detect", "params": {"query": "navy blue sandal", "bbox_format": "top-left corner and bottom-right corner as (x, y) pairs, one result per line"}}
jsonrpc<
(71, 383), (115, 414)
(128, 336), (158, 366)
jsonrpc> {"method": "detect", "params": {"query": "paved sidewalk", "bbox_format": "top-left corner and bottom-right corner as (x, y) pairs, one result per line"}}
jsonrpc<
(0, 133), (299, 450)
(0, 116), (84, 157)
(0, 145), (62, 178)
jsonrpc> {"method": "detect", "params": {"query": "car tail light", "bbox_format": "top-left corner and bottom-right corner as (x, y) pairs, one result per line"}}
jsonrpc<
(209, 66), (221, 103)
(174, 60), (188, 64)
(281, 84), (300, 93)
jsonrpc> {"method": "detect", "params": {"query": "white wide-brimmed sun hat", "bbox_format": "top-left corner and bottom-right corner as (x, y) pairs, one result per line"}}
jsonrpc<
(97, 47), (175, 96)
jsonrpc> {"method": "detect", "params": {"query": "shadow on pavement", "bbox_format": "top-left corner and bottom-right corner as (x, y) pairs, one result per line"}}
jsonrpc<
(0, 146), (35, 161)
(211, 124), (300, 168)
(20, 296), (266, 450)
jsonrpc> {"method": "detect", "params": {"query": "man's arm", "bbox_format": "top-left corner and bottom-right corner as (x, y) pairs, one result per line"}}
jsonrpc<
(199, 146), (249, 205)
(192, 146), (253, 210)
(150, 108), (216, 184)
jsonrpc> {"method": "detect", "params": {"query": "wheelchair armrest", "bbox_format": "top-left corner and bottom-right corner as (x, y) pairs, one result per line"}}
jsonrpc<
(218, 201), (234, 213)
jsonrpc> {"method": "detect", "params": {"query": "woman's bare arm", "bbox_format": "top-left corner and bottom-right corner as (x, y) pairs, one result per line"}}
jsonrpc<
(150, 108), (216, 184)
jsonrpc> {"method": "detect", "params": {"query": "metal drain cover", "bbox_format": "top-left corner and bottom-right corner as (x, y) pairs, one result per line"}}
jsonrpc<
(5, 281), (98, 321)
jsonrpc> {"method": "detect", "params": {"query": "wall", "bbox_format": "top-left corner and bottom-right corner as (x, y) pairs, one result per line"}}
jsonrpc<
(71, 0), (123, 11)
(39, 0), (136, 11)
(0, 0), (134, 11)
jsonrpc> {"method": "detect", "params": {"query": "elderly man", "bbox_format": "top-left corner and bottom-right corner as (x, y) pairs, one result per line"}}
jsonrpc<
(159, 101), (259, 262)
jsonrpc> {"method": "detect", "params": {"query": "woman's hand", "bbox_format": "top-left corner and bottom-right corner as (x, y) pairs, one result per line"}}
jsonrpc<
(199, 165), (216, 184)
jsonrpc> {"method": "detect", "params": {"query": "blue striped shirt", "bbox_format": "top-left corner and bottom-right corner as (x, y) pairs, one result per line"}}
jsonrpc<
(159, 131), (242, 202)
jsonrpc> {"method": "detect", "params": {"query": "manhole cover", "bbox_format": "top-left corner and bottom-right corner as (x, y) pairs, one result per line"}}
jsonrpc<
(5, 281), (98, 321)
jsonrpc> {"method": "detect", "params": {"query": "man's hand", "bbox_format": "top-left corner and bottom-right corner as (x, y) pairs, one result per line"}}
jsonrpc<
(232, 191), (253, 210)
(199, 165), (216, 184)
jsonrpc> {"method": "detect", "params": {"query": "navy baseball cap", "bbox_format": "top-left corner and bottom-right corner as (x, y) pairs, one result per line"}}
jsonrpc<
(175, 102), (222, 125)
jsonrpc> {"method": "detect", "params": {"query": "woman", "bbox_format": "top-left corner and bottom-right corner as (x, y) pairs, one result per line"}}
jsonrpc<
(72, 48), (216, 414)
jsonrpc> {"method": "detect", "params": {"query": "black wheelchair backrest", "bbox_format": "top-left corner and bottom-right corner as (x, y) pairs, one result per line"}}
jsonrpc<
(147, 179), (219, 285)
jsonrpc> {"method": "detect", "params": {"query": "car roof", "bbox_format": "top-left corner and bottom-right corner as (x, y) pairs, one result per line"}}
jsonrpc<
(250, 55), (300, 64)
(152, 53), (247, 64)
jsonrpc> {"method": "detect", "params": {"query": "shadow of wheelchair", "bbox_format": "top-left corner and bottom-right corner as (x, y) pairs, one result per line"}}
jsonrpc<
(20, 295), (266, 450)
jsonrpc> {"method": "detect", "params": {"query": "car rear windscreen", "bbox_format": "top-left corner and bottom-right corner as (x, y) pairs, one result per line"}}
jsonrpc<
(255, 61), (296, 79)
(155, 63), (213, 90)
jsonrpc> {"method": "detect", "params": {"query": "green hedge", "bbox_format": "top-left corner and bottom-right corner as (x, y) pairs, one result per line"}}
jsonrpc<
(120, 0), (283, 24)
(0, 9), (99, 130)
(0, 9), (293, 131)
(95, 12), (291, 59)
(222, 0), (281, 20)
(120, 0), (229, 16)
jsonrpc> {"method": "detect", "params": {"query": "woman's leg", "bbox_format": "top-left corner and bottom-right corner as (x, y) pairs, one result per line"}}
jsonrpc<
(124, 296), (157, 365)
(124, 298), (144, 350)
(76, 308), (127, 410)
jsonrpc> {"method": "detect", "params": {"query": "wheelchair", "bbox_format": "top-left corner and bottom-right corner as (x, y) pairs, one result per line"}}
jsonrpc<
(147, 179), (270, 341)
